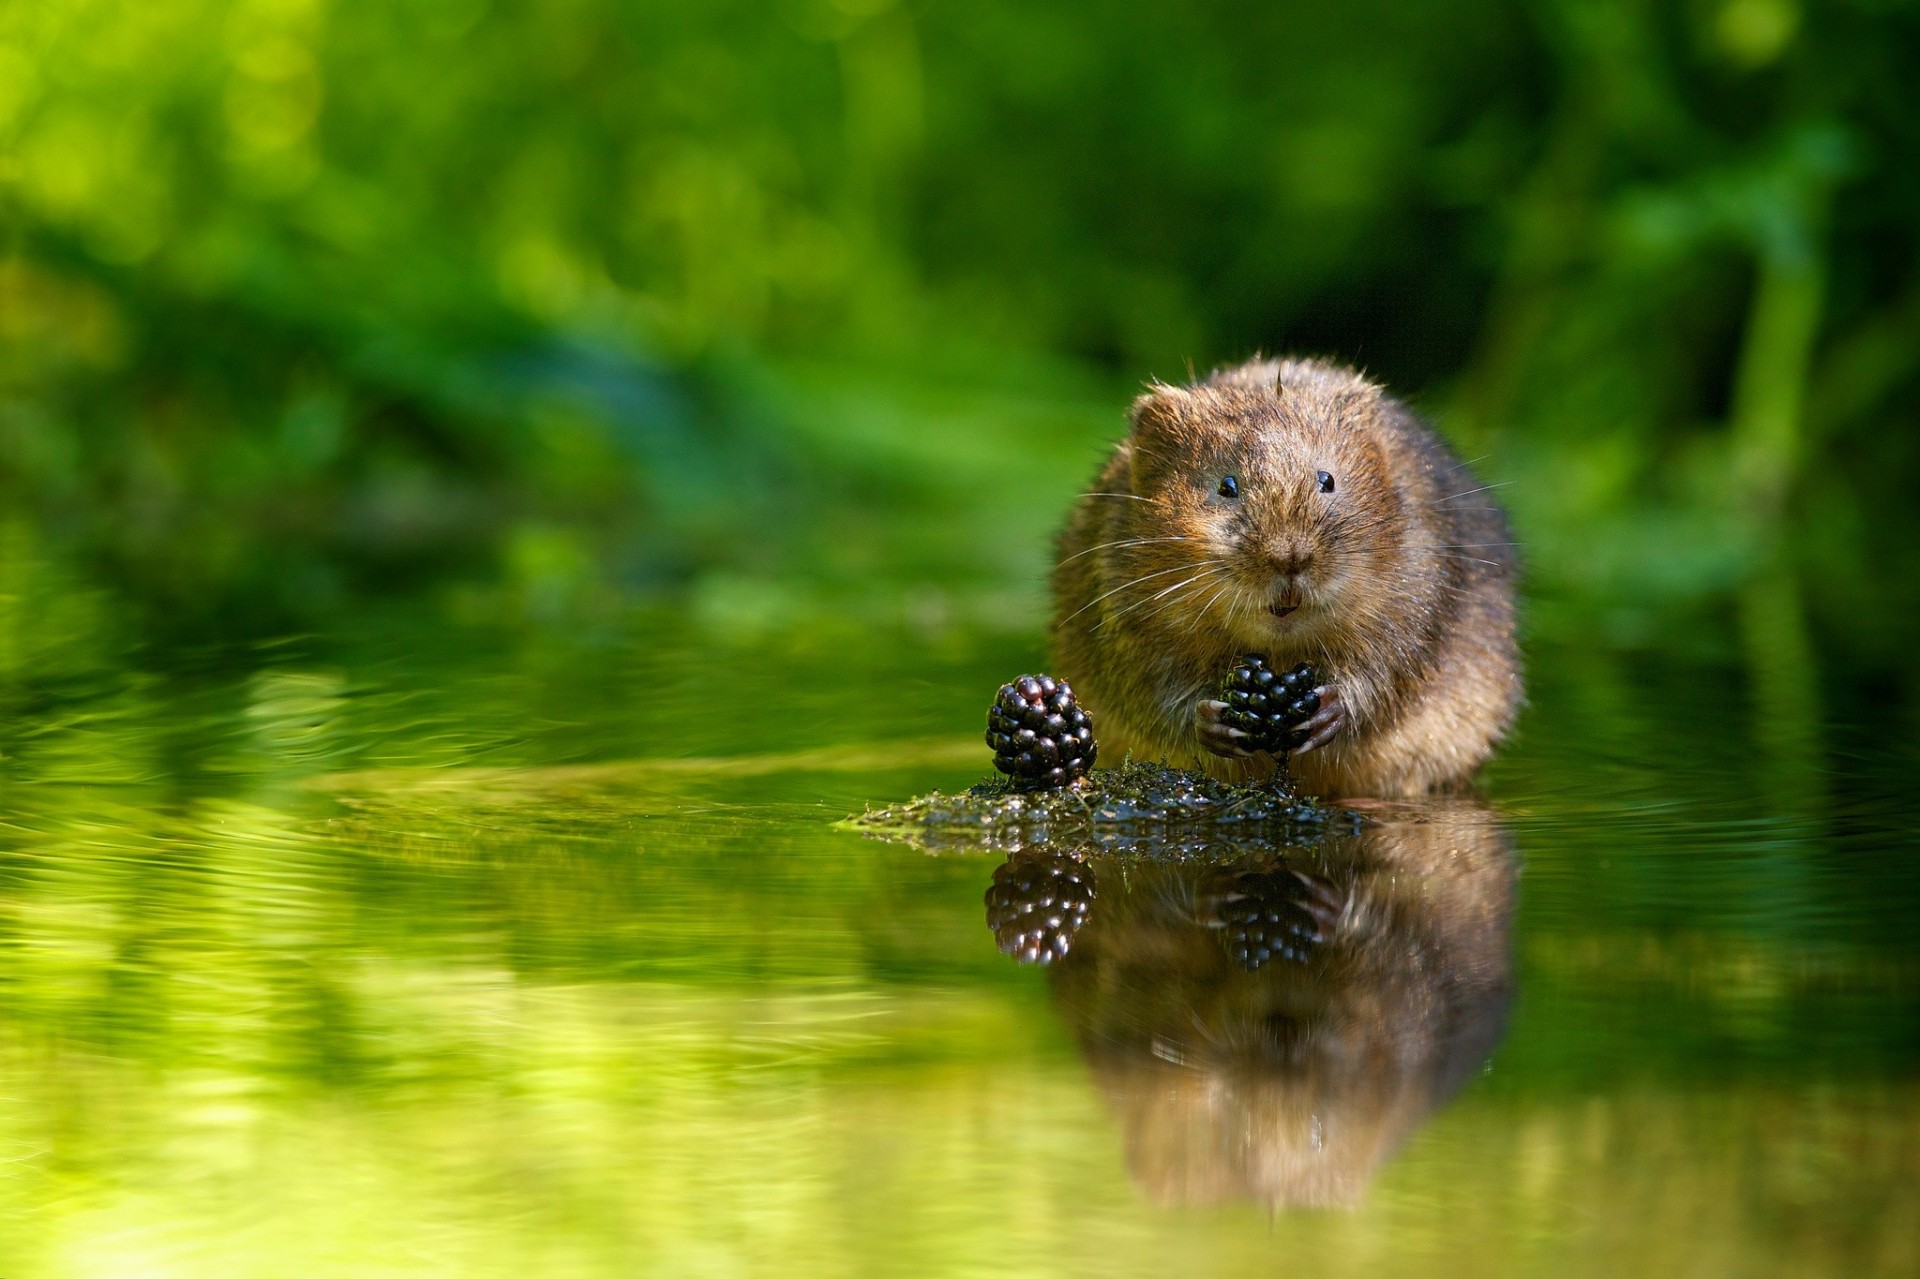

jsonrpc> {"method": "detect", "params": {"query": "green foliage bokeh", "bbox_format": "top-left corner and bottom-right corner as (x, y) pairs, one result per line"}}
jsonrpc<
(0, 0), (1914, 662)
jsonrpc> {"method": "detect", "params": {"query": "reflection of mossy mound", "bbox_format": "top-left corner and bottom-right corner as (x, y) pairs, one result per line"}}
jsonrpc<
(847, 762), (1358, 856)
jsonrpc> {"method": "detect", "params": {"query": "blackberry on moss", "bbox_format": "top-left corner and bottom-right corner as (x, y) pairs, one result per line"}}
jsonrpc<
(984, 849), (1095, 965)
(986, 674), (1096, 790)
(1218, 655), (1319, 755)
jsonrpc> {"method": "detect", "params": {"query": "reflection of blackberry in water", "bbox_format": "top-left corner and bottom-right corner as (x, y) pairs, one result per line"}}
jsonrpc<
(1218, 655), (1320, 755)
(984, 849), (1095, 964)
(986, 675), (1096, 791)
(1203, 867), (1344, 971)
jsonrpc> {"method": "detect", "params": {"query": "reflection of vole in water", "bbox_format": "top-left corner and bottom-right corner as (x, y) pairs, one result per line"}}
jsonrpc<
(1051, 357), (1520, 797)
(1033, 802), (1514, 1208)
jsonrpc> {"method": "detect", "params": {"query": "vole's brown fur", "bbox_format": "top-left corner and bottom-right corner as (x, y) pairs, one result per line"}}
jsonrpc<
(1051, 356), (1520, 797)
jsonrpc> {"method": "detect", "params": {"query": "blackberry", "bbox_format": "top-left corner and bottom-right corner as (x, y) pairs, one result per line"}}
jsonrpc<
(986, 674), (1096, 790)
(984, 850), (1095, 965)
(1207, 869), (1339, 972)
(1218, 655), (1319, 754)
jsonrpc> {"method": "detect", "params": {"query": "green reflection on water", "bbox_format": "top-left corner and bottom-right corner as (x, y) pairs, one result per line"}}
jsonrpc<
(0, 574), (1912, 1278)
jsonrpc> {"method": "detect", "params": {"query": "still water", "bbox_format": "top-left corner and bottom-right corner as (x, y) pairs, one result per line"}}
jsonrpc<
(0, 596), (1912, 1277)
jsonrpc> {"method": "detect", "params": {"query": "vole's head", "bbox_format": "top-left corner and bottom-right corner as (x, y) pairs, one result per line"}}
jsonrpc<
(1119, 363), (1406, 649)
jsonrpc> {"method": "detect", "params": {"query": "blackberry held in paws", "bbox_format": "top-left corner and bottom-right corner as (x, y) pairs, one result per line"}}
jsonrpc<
(1219, 655), (1319, 754)
(986, 674), (1096, 790)
(984, 849), (1095, 965)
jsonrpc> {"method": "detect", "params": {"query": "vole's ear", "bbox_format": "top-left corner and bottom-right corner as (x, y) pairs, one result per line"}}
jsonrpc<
(1128, 383), (1191, 436)
(1125, 384), (1192, 485)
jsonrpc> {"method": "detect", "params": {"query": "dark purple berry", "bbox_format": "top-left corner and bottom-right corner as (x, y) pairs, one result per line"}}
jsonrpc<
(987, 674), (1097, 790)
(1217, 655), (1319, 754)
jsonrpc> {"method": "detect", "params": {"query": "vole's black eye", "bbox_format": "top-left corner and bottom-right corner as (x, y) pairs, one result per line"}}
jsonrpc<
(1217, 475), (1240, 499)
(1317, 470), (1336, 494)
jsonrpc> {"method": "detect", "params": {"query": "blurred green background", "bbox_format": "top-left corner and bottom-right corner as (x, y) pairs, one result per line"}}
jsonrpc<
(1, 0), (1916, 687)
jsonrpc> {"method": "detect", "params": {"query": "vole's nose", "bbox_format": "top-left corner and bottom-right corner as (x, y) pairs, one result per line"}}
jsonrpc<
(1267, 544), (1313, 577)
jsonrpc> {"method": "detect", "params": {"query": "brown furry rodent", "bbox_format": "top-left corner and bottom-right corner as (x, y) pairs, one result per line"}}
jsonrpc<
(1051, 356), (1521, 797)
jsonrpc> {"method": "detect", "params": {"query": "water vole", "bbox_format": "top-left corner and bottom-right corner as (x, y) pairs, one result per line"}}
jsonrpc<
(1050, 356), (1520, 797)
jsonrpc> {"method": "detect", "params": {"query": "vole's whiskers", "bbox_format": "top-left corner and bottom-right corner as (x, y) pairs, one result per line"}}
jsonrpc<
(1433, 453), (1492, 477)
(1094, 562), (1227, 632)
(1431, 481), (1514, 506)
(1084, 491), (1154, 502)
(1127, 576), (1228, 635)
(1095, 567), (1220, 630)
(1183, 578), (1238, 633)
(1060, 561), (1219, 625)
(1058, 535), (1196, 564)
(1152, 568), (1236, 627)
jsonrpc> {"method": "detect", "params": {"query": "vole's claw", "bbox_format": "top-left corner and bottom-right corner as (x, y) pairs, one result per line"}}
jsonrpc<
(1290, 685), (1347, 755)
(1196, 699), (1254, 758)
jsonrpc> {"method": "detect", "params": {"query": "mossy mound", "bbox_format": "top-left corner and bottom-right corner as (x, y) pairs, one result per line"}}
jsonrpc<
(846, 761), (1360, 857)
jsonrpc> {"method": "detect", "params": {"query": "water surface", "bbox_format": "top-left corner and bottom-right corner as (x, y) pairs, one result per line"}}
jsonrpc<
(0, 599), (1912, 1277)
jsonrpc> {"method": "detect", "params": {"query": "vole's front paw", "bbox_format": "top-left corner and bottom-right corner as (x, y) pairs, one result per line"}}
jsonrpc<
(1196, 699), (1255, 758)
(1290, 685), (1347, 755)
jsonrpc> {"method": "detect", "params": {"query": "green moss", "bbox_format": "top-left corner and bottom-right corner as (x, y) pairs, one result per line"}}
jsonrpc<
(845, 761), (1358, 857)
